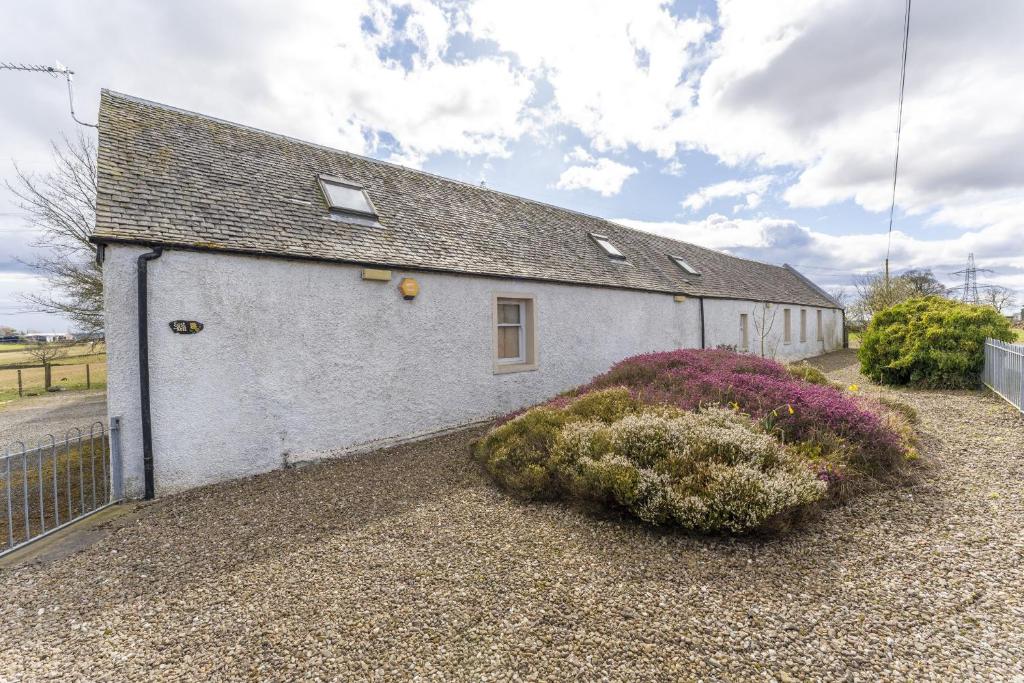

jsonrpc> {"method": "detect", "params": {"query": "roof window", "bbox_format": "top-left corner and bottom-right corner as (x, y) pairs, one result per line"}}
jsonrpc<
(670, 255), (701, 276)
(590, 233), (626, 260)
(318, 175), (378, 221)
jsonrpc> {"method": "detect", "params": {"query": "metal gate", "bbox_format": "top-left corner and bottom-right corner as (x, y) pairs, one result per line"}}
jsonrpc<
(1, 417), (123, 558)
(983, 338), (1024, 413)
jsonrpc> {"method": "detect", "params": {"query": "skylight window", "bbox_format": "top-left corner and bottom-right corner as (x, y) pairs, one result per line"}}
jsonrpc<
(590, 233), (626, 260)
(318, 175), (378, 220)
(670, 255), (701, 276)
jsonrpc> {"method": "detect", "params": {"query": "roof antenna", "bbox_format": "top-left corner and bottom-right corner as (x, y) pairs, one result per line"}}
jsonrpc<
(0, 60), (98, 128)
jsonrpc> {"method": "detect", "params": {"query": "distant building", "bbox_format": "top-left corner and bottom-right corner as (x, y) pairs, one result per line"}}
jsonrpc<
(22, 332), (73, 343)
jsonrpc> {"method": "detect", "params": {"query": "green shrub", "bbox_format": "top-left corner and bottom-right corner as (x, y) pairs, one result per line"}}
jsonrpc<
(473, 388), (641, 498)
(787, 362), (832, 386)
(478, 400), (826, 533)
(564, 386), (641, 422)
(473, 407), (570, 499)
(859, 297), (1014, 388)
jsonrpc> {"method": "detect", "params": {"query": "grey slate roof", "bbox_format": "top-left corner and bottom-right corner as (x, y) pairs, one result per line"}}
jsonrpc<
(93, 90), (840, 309)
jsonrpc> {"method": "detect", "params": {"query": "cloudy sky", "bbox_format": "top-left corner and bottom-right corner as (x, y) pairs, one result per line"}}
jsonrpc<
(2, 0), (1023, 330)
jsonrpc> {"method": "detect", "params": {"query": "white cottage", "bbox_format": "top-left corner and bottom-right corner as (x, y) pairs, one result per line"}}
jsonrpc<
(92, 91), (845, 499)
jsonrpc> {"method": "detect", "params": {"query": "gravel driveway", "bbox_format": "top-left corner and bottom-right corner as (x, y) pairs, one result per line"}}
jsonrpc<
(1, 350), (1021, 681)
(0, 390), (107, 447)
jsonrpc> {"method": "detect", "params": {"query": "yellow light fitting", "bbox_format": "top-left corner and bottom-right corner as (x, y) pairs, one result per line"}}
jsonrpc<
(361, 268), (392, 282)
(399, 277), (419, 300)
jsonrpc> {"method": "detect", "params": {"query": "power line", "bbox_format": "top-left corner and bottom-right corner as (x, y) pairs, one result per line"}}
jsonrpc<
(884, 0), (912, 283)
(0, 61), (97, 128)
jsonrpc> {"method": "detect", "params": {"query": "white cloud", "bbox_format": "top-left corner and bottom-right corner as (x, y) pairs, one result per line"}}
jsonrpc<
(563, 146), (594, 163)
(4, 0), (1024, 325)
(676, 0), (1024, 222)
(616, 213), (1024, 295)
(682, 175), (774, 212)
(469, 0), (711, 158)
(556, 158), (638, 196)
(662, 159), (686, 176)
(264, 1), (536, 160)
(0, 1), (536, 168)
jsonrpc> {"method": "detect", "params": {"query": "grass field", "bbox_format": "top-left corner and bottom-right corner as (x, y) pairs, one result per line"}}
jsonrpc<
(0, 343), (105, 368)
(0, 343), (107, 403)
(0, 344), (30, 352)
(0, 363), (106, 403)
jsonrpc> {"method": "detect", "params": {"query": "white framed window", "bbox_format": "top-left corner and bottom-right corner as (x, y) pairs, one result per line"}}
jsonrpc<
(816, 309), (824, 342)
(670, 255), (700, 276)
(497, 300), (525, 364)
(739, 313), (749, 351)
(317, 174), (379, 223)
(589, 233), (626, 260)
(800, 309), (807, 343)
(783, 308), (792, 344)
(493, 294), (537, 373)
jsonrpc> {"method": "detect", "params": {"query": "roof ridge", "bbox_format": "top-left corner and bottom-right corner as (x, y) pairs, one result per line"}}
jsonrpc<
(101, 90), (790, 275)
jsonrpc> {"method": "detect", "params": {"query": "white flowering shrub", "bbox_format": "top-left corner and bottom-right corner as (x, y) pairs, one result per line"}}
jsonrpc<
(507, 401), (825, 533)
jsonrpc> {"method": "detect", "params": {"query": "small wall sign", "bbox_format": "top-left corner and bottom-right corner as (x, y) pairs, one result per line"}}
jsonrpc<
(169, 320), (204, 334)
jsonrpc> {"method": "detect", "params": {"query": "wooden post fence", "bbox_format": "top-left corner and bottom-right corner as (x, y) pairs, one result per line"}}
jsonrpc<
(86, 364), (91, 389)
(17, 369), (22, 397)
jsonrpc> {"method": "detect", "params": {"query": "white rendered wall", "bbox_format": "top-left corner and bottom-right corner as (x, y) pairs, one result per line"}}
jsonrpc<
(702, 298), (843, 362)
(103, 246), (704, 497)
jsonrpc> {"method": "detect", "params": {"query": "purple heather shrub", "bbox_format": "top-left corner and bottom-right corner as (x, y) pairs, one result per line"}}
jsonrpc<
(535, 349), (908, 467)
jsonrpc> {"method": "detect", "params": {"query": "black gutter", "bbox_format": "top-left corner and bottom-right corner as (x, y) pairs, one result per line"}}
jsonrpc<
(137, 247), (163, 500)
(698, 296), (706, 349)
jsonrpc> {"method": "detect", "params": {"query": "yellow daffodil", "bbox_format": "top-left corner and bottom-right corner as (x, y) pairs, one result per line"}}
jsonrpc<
(848, 384), (859, 392)
(787, 404), (795, 415)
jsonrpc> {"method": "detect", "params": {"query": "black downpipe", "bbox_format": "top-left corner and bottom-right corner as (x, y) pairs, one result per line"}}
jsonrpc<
(138, 247), (163, 500)
(698, 296), (706, 349)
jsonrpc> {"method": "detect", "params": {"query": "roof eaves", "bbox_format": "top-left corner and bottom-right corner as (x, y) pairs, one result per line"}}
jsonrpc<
(89, 235), (695, 297)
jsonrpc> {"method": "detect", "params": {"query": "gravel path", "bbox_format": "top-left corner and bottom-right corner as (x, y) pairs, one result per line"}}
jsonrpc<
(0, 390), (107, 447)
(1, 350), (1021, 681)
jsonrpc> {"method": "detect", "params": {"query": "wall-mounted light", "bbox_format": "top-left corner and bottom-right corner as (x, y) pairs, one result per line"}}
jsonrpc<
(673, 295), (687, 303)
(399, 277), (419, 300)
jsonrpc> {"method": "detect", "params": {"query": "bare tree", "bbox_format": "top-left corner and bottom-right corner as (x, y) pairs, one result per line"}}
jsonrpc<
(750, 302), (779, 359)
(826, 286), (849, 308)
(900, 269), (948, 297)
(24, 340), (71, 389)
(849, 269), (948, 327)
(979, 285), (1017, 314)
(6, 132), (101, 335)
